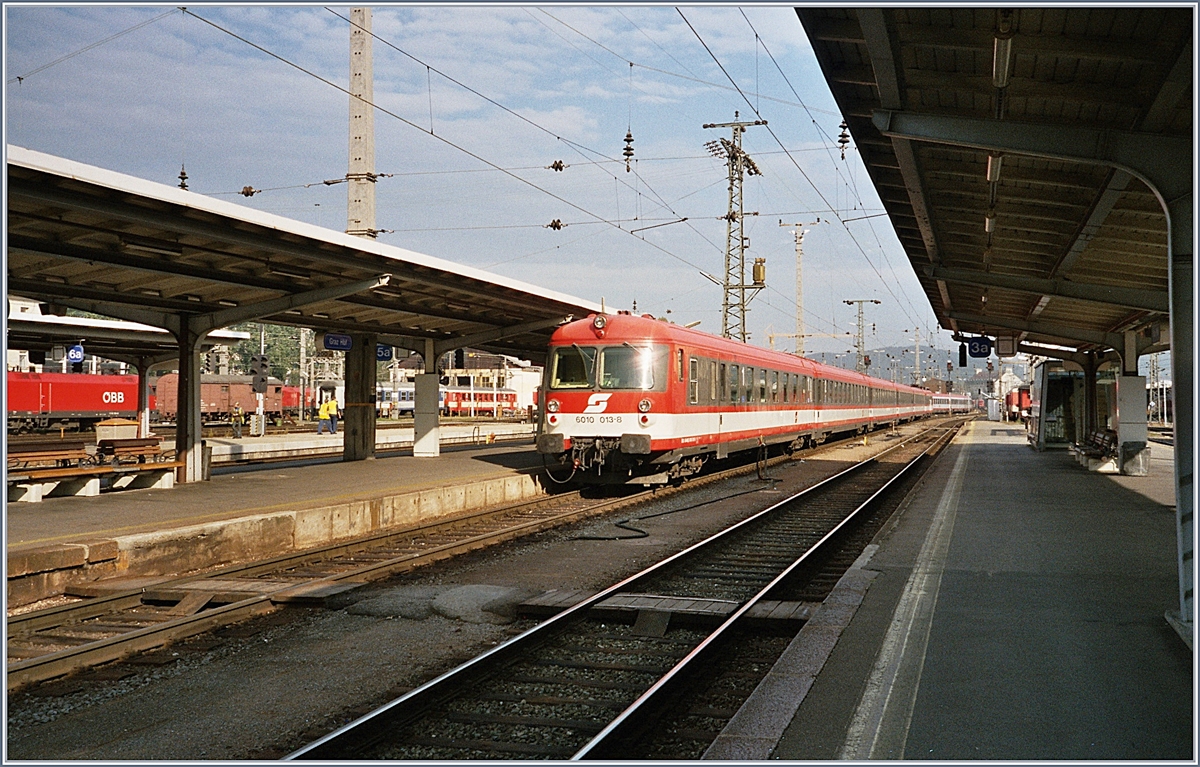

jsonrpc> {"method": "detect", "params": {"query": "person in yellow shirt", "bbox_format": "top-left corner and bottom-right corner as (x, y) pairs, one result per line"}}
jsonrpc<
(317, 398), (338, 435)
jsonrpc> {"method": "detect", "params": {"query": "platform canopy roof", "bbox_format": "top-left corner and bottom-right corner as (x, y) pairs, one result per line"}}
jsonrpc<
(797, 7), (1191, 361)
(6, 146), (602, 364)
(7, 300), (249, 363)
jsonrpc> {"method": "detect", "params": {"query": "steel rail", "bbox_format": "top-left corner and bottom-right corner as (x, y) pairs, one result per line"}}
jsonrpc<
(285, 422), (961, 760)
(7, 422), (868, 690)
(573, 423), (961, 759)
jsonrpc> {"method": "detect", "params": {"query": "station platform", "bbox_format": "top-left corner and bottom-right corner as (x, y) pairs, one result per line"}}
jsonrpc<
(727, 420), (1191, 761)
(6, 435), (544, 606)
(182, 421), (534, 464)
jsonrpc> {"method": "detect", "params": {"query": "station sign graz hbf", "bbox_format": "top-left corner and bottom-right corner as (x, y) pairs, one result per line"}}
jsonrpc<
(321, 332), (353, 351)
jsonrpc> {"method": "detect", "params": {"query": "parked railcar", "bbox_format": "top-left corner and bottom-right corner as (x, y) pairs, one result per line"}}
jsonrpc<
(6, 371), (148, 433)
(1004, 386), (1031, 421)
(442, 386), (518, 417)
(153, 373), (284, 423)
(932, 392), (974, 414)
(536, 313), (933, 484)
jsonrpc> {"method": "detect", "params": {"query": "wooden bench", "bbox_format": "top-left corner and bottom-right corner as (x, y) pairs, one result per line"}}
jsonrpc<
(1073, 429), (1116, 458)
(96, 437), (163, 465)
(8, 460), (186, 503)
(6, 440), (92, 470)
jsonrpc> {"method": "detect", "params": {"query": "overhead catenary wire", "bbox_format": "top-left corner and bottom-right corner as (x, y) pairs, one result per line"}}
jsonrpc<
(184, 8), (718, 279)
(737, 10), (928, 327)
(677, 8), (924, 331)
(531, 7), (911, 335)
(7, 8), (177, 85)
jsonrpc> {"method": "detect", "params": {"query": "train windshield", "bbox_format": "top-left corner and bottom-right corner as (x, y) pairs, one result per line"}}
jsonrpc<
(598, 345), (667, 391)
(550, 345), (597, 389)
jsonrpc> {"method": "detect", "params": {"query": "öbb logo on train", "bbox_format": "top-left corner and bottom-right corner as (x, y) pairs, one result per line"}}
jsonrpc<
(582, 393), (612, 413)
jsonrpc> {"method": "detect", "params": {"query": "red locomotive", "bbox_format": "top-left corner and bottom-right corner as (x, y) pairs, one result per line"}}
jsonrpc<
(6, 371), (148, 432)
(536, 313), (933, 484)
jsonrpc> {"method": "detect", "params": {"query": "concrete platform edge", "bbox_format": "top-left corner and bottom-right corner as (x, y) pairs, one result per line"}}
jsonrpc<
(7, 471), (547, 606)
(702, 546), (882, 760)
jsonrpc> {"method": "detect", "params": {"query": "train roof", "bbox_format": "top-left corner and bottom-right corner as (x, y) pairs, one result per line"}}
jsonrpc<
(550, 313), (929, 394)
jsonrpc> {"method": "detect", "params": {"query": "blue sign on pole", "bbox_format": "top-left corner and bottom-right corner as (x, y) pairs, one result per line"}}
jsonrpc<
(967, 337), (992, 358)
(67, 344), (85, 363)
(322, 332), (353, 351)
(376, 344), (393, 362)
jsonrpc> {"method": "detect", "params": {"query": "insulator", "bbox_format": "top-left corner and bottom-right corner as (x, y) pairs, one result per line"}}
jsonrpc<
(623, 131), (634, 172)
(178, 165), (189, 190)
(547, 160), (567, 172)
(752, 258), (766, 286)
(546, 219), (564, 230)
(838, 120), (850, 160)
(240, 186), (259, 197)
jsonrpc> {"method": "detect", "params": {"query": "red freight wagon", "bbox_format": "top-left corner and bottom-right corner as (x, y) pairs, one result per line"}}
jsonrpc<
(6, 372), (143, 432)
(153, 373), (283, 423)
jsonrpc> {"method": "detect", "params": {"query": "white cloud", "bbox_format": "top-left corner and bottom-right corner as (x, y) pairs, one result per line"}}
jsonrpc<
(4, 4), (945, 353)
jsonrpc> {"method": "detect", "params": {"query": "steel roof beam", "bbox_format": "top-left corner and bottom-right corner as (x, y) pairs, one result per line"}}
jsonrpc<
(858, 9), (941, 272)
(203, 275), (392, 332)
(1049, 169), (1133, 278)
(870, 110), (1191, 205)
(432, 315), (574, 358)
(8, 183), (569, 315)
(929, 266), (1167, 313)
(947, 311), (1157, 356)
(15, 275), (392, 340)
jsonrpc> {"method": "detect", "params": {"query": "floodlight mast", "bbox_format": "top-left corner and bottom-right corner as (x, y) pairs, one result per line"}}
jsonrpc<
(704, 112), (766, 343)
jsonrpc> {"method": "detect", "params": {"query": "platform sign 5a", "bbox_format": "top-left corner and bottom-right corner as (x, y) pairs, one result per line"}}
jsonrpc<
(67, 344), (85, 363)
(321, 332), (353, 351)
(967, 337), (992, 358)
(376, 344), (393, 362)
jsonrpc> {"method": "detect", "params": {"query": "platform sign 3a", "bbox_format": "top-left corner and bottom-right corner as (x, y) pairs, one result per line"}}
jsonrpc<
(967, 337), (992, 358)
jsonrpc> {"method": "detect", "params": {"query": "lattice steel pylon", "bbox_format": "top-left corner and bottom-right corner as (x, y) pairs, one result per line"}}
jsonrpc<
(843, 299), (880, 373)
(704, 112), (766, 342)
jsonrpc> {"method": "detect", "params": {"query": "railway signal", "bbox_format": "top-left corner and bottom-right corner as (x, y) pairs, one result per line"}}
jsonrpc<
(250, 354), (269, 393)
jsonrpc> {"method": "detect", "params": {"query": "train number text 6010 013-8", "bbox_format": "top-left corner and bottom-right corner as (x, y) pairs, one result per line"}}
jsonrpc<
(574, 415), (623, 424)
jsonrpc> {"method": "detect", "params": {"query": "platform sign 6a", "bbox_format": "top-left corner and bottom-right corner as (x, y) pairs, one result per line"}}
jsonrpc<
(376, 344), (393, 362)
(67, 344), (85, 363)
(321, 332), (353, 351)
(967, 337), (992, 358)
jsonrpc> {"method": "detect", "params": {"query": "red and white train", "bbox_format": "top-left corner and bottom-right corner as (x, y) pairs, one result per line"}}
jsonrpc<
(932, 392), (974, 414)
(536, 313), (934, 484)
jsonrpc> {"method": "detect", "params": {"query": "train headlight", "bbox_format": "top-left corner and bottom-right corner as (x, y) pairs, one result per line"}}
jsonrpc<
(592, 314), (607, 330)
(546, 399), (560, 413)
(637, 398), (652, 413)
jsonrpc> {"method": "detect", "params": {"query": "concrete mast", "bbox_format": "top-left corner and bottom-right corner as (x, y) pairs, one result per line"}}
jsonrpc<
(346, 7), (376, 238)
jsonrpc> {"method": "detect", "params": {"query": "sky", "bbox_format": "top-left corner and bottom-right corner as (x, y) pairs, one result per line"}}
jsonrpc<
(5, 4), (960, 367)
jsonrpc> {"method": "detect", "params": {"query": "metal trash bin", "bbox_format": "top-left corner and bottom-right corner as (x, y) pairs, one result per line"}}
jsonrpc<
(201, 440), (212, 481)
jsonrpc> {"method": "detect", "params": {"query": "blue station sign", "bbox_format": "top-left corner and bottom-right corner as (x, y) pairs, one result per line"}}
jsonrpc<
(322, 332), (353, 351)
(67, 344), (85, 363)
(376, 344), (393, 362)
(966, 337), (992, 358)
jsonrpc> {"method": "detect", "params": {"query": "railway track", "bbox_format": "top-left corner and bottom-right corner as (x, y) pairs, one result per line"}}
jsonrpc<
(6, 418), (528, 445)
(286, 421), (963, 760)
(8, 420), (911, 691)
